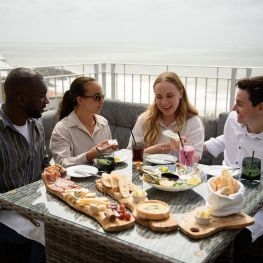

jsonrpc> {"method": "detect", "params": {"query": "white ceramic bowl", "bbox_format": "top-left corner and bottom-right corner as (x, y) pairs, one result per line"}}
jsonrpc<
(132, 192), (147, 203)
(195, 215), (211, 225)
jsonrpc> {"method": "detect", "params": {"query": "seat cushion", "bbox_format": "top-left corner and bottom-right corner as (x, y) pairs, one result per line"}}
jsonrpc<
(40, 110), (58, 159)
(199, 116), (217, 165)
(100, 100), (147, 148)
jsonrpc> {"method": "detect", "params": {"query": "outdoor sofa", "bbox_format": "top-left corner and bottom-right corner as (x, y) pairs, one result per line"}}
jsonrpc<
(41, 99), (229, 165)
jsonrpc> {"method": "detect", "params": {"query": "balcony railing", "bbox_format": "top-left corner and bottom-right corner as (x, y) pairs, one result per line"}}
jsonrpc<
(1, 63), (262, 116)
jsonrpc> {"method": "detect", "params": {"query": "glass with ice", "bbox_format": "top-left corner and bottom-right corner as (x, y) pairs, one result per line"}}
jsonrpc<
(132, 137), (144, 163)
(179, 143), (195, 166)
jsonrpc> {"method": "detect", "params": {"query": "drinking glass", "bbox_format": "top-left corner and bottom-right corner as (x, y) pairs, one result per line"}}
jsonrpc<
(96, 151), (115, 173)
(179, 143), (195, 167)
(241, 157), (261, 181)
(132, 138), (144, 164)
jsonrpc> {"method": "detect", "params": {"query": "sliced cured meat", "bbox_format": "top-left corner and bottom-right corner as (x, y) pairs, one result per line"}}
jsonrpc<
(55, 178), (79, 190)
(48, 184), (65, 193)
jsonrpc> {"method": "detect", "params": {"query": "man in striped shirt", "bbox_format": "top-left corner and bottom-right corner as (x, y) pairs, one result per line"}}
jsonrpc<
(0, 68), (49, 263)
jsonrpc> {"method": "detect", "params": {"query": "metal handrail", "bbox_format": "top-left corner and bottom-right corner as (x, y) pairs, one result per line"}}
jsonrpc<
(1, 63), (262, 116)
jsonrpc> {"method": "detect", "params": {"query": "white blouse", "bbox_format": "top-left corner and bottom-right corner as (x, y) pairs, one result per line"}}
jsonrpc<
(127, 112), (205, 159)
(50, 111), (112, 167)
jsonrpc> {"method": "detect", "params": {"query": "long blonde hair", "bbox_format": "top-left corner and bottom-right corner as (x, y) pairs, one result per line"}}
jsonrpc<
(144, 72), (198, 146)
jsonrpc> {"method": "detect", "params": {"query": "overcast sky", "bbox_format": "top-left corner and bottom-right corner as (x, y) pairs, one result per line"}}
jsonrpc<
(0, 0), (263, 48)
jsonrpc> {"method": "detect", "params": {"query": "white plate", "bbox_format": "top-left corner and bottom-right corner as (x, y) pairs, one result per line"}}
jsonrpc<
(145, 154), (177, 164)
(141, 166), (203, 192)
(201, 165), (240, 178)
(143, 181), (197, 192)
(142, 164), (175, 175)
(66, 165), (98, 178)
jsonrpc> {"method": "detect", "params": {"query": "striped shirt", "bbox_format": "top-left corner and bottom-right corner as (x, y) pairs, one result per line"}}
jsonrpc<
(0, 104), (49, 193)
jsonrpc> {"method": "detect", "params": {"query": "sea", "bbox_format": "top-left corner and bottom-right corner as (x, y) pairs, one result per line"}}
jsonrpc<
(1, 43), (263, 115)
(1, 42), (263, 68)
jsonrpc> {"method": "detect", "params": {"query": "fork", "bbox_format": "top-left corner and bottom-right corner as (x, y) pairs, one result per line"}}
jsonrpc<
(74, 170), (100, 177)
(227, 167), (240, 171)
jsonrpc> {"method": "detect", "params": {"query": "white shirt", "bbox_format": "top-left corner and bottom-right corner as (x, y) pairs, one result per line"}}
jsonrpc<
(127, 112), (204, 159)
(205, 111), (263, 173)
(13, 121), (30, 144)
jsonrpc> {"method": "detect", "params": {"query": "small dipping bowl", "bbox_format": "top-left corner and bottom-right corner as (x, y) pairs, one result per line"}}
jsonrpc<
(195, 214), (211, 225)
(161, 173), (179, 180)
(132, 191), (147, 203)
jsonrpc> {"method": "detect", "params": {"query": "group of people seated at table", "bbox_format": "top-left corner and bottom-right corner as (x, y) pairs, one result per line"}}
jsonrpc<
(0, 67), (263, 263)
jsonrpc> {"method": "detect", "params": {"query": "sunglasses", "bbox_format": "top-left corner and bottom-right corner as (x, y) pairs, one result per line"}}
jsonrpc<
(81, 93), (105, 102)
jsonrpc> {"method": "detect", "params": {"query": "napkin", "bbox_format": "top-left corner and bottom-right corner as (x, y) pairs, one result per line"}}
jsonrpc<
(247, 209), (263, 242)
(206, 178), (245, 217)
(0, 210), (45, 245)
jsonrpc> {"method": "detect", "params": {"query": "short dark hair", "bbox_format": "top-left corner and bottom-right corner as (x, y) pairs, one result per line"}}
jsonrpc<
(236, 76), (263, 106)
(4, 67), (44, 102)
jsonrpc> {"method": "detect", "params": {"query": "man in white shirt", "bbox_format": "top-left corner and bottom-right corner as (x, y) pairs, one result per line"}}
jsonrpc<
(204, 76), (263, 263)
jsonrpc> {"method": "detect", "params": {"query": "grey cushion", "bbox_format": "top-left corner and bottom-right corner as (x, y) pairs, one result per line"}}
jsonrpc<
(209, 112), (230, 165)
(199, 116), (217, 165)
(40, 109), (58, 160)
(101, 100), (147, 148)
(217, 112), (229, 135)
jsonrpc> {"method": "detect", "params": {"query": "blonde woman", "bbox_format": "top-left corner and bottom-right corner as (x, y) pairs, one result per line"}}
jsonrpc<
(128, 71), (204, 162)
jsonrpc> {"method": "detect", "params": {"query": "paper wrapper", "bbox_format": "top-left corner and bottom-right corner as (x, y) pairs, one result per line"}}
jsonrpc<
(206, 177), (245, 217)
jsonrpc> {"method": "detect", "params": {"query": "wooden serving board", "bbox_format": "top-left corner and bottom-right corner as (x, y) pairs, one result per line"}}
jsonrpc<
(132, 209), (178, 232)
(96, 178), (178, 232)
(179, 206), (254, 239)
(43, 178), (135, 232)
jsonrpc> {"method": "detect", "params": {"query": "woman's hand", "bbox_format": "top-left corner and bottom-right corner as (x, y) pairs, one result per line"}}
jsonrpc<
(86, 139), (118, 161)
(96, 139), (118, 153)
(170, 139), (180, 152)
(144, 143), (172, 154)
(170, 137), (185, 153)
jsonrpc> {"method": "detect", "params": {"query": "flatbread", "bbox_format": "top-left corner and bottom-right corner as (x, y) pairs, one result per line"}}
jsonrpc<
(119, 174), (130, 198)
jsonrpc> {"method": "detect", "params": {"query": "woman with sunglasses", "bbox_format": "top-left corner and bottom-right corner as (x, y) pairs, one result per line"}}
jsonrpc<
(50, 76), (117, 167)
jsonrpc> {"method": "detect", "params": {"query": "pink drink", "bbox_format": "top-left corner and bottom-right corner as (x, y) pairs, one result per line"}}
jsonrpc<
(179, 145), (195, 166)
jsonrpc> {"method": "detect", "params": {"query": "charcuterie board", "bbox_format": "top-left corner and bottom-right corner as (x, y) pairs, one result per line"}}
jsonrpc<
(96, 172), (178, 232)
(43, 165), (135, 232)
(179, 206), (254, 239)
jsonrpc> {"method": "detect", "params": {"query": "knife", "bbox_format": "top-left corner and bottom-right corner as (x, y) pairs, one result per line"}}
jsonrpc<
(74, 169), (99, 177)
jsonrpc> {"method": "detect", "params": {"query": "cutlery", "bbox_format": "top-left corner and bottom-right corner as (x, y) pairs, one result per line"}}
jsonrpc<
(74, 170), (99, 177)
(227, 167), (240, 171)
(147, 157), (175, 164)
(20, 212), (40, 227)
